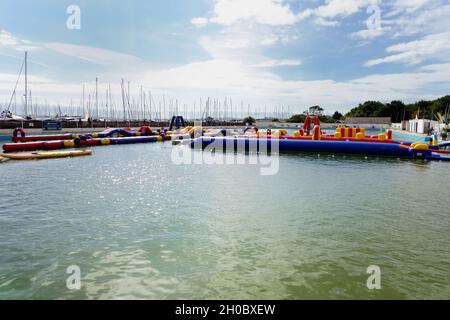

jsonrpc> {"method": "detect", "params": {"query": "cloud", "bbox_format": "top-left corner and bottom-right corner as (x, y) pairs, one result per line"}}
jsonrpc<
(313, 0), (378, 19)
(391, 3), (450, 37)
(0, 30), (38, 51)
(195, 0), (381, 28)
(129, 57), (450, 110)
(194, 0), (301, 27)
(351, 26), (391, 40)
(191, 17), (209, 28)
(1, 29), (142, 70)
(386, 0), (434, 16)
(42, 43), (143, 67)
(253, 59), (302, 67)
(314, 17), (340, 27)
(365, 32), (450, 66)
(2, 58), (449, 113)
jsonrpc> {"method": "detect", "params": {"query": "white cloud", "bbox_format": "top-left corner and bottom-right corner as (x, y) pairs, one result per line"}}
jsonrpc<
(2, 59), (449, 113)
(130, 57), (450, 110)
(314, 0), (376, 19)
(0, 30), (38, 51)
(196, 0), (382, 28)
(365, 32), (450, 66)
(314, 17), (340, 27)
(387, 0), (434, 16)
(42, 43), (143, 67)
(197, 0), (301, 26)
(351, 26), (391, 40)
(253, 59), (302, 67)
(392, 3), (450, 37)
(191, 17), (209, 28)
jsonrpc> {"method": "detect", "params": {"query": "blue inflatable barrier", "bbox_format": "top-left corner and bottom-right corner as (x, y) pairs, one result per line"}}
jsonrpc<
(190, 137), (434, 160)
(109, 136), (159, 145)
(98, 128), (135, 138)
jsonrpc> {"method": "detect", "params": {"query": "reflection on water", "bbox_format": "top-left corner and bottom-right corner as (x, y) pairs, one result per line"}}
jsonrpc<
(0, 142), (449, 299)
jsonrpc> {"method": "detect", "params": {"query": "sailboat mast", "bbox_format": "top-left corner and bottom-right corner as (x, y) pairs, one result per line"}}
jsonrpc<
(95, 77), (99, 119)
(82, 84), (85, 119)
(24, 51), (28, 118)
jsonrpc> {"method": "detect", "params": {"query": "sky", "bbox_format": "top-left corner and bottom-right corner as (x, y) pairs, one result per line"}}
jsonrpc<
(0, 0), (449, 116)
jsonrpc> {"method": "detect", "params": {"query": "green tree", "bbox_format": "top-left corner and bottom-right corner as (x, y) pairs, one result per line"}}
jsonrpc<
(286, 114), (306, 123)
(243, 116), (256, 125)
(308, 105), (324, 115)
(386, 100), (406, 123)
(332, 111), (344, 121)
(346, 101), (385, 117)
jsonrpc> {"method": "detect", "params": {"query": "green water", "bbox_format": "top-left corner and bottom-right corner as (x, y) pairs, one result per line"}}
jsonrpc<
(0, 142), (449, 299)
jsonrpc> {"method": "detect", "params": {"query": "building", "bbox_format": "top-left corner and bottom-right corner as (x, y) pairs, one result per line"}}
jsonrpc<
(408, 117), (438, 134)
(344, 117), (391, 128)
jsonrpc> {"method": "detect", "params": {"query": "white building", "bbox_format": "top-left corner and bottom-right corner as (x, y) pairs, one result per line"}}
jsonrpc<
(408, 117), (438, 134)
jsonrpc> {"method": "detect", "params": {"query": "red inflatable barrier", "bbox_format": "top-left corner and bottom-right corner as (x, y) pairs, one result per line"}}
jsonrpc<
(138, 126), (153, 136)
(13, 133), (73, 143)
(3, 141), (65, 152)
(3, 134), (173, 152)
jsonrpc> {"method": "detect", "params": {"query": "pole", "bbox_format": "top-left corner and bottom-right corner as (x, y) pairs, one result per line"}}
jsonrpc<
(24, 51), (28, 118)
(95, 77), (99, 120)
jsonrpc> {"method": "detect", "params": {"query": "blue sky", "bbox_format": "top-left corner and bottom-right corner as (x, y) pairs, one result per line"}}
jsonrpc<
(1, 0), (449, 115)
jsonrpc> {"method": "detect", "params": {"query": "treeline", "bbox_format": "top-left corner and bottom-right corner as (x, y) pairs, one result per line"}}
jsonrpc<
(345, 95), (450, 122)
(286, 106), (343, 123)
(285, 95), (450, 124)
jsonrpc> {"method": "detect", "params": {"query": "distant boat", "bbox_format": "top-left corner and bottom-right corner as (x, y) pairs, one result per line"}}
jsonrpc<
(0, 110), (26, 121)
(1, 51), (33, 121)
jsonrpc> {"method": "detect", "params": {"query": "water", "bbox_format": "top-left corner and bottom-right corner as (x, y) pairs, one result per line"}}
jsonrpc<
(0, 142), (449, 299)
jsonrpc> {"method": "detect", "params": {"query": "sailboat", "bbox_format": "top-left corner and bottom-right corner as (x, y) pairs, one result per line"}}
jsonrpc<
(1, 51), (32, 121)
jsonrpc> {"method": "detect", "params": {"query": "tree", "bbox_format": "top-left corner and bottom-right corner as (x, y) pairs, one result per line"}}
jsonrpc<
(346, 101), (385, 118)
(286, 114), (306, 123)
(332, 111), (344, 121)
(243, 116), (256, 125)
(386, 100), (406, 123)
(308, 105), (324, 115)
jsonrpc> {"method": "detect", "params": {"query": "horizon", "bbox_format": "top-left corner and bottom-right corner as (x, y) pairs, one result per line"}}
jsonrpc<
(1, 0), (449, 117)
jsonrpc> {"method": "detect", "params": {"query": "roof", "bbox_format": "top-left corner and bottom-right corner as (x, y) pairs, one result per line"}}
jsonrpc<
(344, 117), (391, 124)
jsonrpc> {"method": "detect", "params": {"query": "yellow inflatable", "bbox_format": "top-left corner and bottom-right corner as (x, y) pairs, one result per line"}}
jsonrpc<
(180, 126), (193, 134)
(0, 150), (93, 160)
(64, 140), (75, 148)
(412, 143), (429, 151)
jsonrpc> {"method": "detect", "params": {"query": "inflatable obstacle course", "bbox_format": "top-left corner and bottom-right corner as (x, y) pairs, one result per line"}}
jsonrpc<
(190, 137), (450, 161)
(11, 126), (156, 143)
(4, 117), (190, 153)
